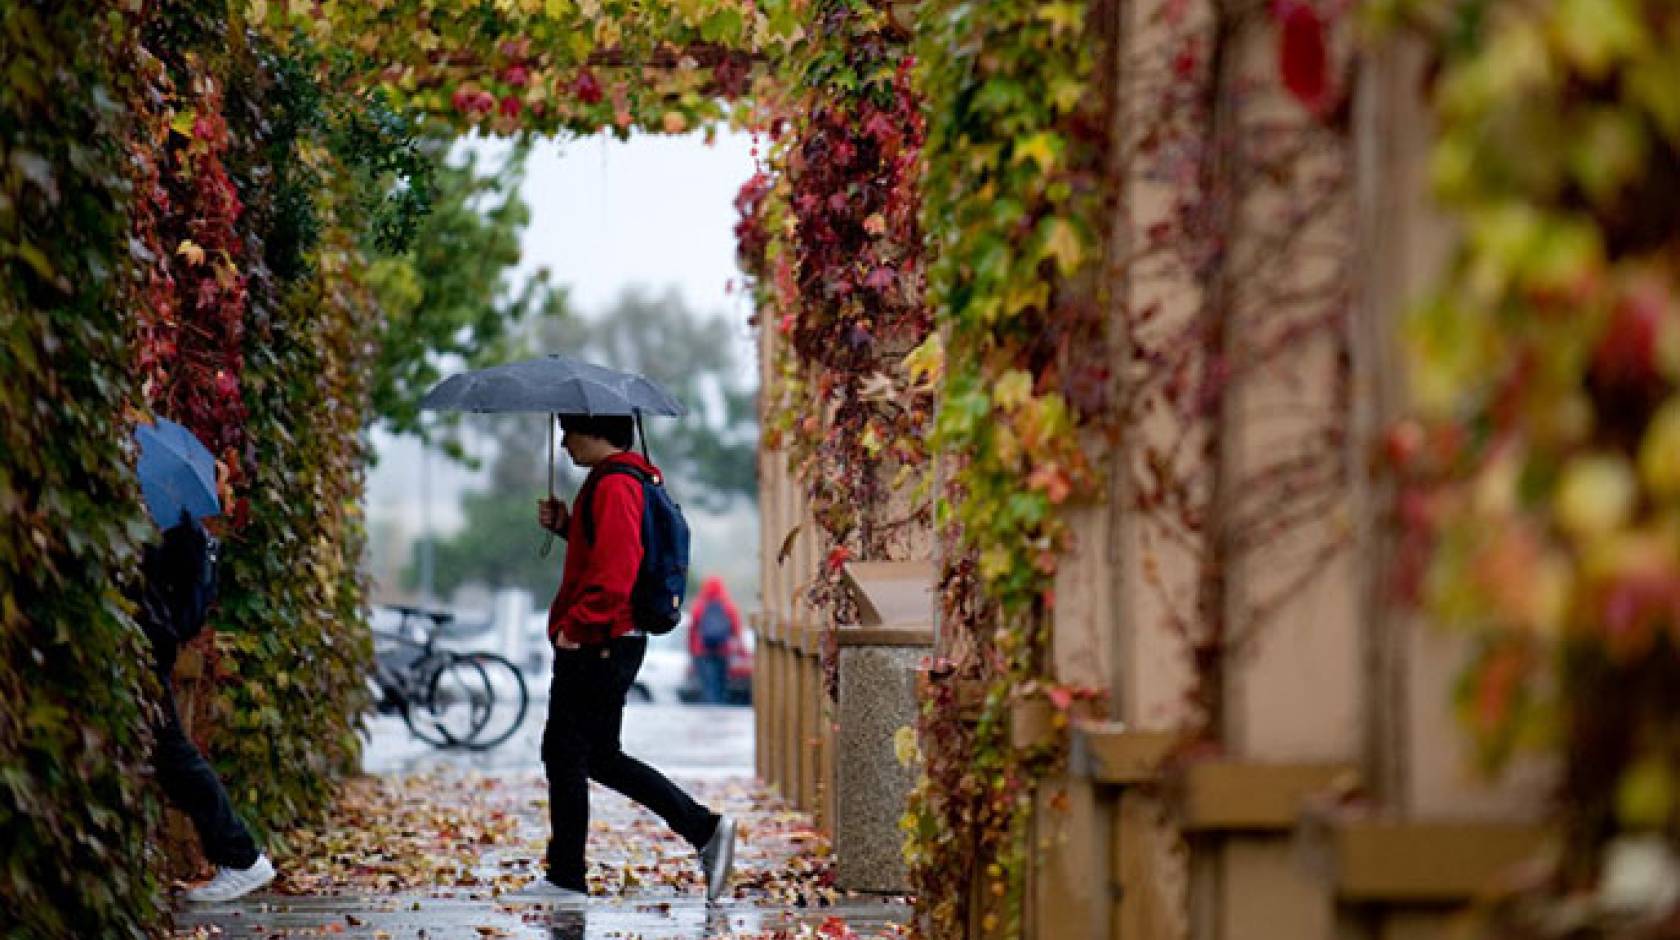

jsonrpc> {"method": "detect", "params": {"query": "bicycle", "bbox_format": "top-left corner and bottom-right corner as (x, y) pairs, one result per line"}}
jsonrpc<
(369, 604), (530, 750)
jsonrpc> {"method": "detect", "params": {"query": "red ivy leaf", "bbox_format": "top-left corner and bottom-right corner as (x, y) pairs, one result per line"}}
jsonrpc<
(826, 546), (852, 573)
(1275, 0), (1330, 116)
(574, 70), (603, 105)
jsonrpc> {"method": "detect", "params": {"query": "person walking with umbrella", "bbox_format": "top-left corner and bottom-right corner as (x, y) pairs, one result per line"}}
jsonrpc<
(533, 414), (736, 900)
(132, 419), (275, 903)
(420, 355), (736, 902)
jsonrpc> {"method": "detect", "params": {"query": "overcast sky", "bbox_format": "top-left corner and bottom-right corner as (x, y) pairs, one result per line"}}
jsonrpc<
(489, 130), (761, 329)
(365, 129), (762, 601)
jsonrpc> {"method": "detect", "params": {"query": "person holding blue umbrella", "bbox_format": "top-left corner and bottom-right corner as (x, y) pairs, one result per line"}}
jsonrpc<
(133, 418), (275, 903)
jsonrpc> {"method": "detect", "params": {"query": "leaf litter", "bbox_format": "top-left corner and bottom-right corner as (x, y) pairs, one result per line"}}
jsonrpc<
(173, 769), (907, 938)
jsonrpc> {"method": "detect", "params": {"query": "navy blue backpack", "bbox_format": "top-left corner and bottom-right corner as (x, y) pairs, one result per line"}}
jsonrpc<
(578, 464), (690, 635)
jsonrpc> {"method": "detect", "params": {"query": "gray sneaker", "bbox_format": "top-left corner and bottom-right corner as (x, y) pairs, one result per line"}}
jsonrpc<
(699, 814), (736, 901)
(509, 878), (591, 906)
(185, 854), (276, 903)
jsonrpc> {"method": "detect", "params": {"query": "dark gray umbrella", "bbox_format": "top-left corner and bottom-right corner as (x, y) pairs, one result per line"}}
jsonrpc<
(419, 354), (687, 556)
(419, 354), (686, 417)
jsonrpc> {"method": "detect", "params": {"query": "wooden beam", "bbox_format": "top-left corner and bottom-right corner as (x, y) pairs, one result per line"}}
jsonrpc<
(1298, 814), (1549, 902)
(1069, 722), (1179, 784)
(1180, 762), (1358, 831)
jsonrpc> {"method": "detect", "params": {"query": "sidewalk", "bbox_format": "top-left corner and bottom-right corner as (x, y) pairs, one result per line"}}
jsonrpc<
(173, 705), (910, 939)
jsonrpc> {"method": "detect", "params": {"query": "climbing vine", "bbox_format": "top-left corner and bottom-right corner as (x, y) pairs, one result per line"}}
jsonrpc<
(251, 0), (796, 136)
(737, 0), (936, 704)
(1387, 0), (1680, 913)
(0, 2), (165, 934)
(210, 23), (380, 837)
(2, 0), (1373, 936)
(903, 0), (1116, 930)
(1114, 0), (1356, 739)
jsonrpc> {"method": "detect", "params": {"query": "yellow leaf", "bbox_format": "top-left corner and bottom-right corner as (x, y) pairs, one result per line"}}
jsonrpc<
(13, 243), (57, 281)
(177, 239), (206, 266)
(860, 422), (883, 455)
(1048, 76), (1086, 114)
(979, 546), (1013, 583)
(993, 424), (1022, 470)
(893, 725), (919, 768)
(1012, 132), (1059, 172)
(1003, 280), (1049, 316)
(993, 369), (1034, 411)
(1040, 218), (1084, 275)
(904, 333), (944, 388)
(1035, 1), (1084, 37)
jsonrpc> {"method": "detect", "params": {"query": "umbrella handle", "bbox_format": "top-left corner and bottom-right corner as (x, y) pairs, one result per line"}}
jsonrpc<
(541, 414), (556, 558)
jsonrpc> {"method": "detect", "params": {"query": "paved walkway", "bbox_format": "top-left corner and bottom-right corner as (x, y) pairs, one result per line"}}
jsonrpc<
(172, 704), (910, 939)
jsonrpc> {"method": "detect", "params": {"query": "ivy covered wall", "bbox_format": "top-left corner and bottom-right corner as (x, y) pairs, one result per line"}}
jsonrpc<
(0, 3), (166, 935)
(1, 2), (387, 932)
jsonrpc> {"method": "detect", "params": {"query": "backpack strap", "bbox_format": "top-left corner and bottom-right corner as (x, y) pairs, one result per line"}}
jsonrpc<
(578, 462), (656, 546)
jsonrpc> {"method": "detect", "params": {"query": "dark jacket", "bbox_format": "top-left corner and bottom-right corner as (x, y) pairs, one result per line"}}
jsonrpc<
(135, 517), (217, 663)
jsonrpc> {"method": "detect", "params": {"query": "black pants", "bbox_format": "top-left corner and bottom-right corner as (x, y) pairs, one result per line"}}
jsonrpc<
(542, 635), (718, 890)
(152, 656), (260, 870)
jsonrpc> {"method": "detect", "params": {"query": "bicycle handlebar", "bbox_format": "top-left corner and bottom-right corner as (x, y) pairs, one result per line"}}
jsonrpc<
(383, 604), (455, 625)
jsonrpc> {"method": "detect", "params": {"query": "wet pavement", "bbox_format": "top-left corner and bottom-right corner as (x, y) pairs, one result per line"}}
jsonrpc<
(173, 700), (910, 939)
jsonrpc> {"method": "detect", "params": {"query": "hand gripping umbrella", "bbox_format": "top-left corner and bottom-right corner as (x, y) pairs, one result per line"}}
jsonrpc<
(134, 418), (221, 530)
(419, 354), (687, 554)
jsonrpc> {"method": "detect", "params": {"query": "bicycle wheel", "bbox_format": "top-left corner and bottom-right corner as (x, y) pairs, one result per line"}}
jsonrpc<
(405, 654), (494, 748)
(457, 652), (529, 750)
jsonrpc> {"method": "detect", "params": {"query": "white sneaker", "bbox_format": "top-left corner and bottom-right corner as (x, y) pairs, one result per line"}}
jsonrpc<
(186, 854), (276, 903)
(699, 815), (736, 902)
(510, 878), (591, 904)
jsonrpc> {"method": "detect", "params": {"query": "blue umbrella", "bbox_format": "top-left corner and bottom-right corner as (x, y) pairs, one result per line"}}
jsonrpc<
(135, 418), (221, 529)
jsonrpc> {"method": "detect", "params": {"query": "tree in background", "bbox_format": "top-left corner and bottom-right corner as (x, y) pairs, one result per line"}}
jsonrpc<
(364, 139), (564, 444)
(410, 287), (758, 600)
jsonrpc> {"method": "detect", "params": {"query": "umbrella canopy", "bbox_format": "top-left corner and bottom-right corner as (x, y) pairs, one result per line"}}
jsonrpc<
(419, 354), (686, 417)
(417, 354), (686, 559)
(135, 418), (220, 528)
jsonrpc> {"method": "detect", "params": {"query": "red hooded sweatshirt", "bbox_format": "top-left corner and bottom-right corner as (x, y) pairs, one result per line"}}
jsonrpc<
(548, 451), (659, 647)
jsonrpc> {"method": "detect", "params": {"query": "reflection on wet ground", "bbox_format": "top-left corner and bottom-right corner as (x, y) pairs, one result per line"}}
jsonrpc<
(173, 701), (909, 939)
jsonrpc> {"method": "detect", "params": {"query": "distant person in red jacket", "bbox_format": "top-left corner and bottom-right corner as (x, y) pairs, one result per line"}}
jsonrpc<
(688, 577), (741, 704)
(531, 413), (735, 903)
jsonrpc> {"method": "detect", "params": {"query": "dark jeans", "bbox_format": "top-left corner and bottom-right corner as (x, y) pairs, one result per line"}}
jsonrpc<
(542, 635), (718, 890)
(695, 653), (728, 704)
(152, 656), (260, 870)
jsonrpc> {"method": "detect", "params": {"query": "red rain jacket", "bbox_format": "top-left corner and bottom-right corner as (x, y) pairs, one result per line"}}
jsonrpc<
(687, 576), (742, 657)
(547, 451), (658, 647)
